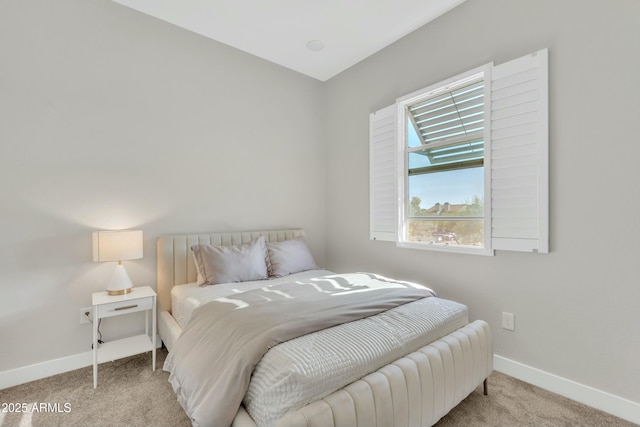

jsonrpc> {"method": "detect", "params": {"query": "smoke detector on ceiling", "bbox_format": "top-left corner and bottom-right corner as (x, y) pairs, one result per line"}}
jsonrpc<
(306, 40), (325, 52)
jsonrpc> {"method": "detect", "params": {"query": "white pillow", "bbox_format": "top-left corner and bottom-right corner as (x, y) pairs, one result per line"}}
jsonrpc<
(266, 238), (318, 278)
(191, 237), (268, 285)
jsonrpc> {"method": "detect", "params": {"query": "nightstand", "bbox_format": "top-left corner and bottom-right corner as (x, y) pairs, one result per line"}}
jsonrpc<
(92, 286), (156, 388)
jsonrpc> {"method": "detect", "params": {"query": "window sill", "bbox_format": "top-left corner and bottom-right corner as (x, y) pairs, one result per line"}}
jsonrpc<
(397, 241), (494, 256)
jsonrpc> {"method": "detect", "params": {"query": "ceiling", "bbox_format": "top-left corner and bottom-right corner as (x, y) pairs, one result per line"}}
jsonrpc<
(112, 0), (467, 81)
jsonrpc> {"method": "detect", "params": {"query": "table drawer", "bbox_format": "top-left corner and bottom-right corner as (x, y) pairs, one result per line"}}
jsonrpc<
(96, 297), (152, 319)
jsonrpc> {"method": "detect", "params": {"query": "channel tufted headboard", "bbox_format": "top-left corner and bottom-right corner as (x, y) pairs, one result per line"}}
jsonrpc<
(156, 228), (307, 314)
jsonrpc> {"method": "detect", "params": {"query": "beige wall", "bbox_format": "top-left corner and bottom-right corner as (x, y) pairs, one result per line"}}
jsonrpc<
(324, 0), (640, 403)
(1, 0), (639, 411)
(0, 0), (325, 371)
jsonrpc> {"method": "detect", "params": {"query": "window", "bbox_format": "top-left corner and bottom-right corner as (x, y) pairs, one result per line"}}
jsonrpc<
(370, 49), (549, 255)
(401, 71), (488, 251)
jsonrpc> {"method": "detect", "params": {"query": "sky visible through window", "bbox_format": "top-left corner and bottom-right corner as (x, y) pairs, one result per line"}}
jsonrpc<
(409, 169), (483, 209)
(408, 122), (483, 210)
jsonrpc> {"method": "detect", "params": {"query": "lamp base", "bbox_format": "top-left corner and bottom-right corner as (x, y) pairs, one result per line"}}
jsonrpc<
(107, 287), (132, 296)
(106, 264), (134, 296)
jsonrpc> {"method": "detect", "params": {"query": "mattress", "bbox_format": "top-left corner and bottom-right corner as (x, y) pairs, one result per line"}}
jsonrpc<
(170, 271), (468, 427)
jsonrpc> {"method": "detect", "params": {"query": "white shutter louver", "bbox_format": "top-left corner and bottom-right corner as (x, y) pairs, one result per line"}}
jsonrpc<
(409, 80), (485, 146)
(490, 49), (549, 253)
(370, 104), (398, 241)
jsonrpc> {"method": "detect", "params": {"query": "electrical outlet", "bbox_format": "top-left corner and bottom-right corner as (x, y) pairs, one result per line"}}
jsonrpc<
(80, 307), (93, 325)
(502, 312), (515, 331)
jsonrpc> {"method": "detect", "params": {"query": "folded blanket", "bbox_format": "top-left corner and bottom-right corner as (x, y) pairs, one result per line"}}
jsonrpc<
(164, 272), (435, 427)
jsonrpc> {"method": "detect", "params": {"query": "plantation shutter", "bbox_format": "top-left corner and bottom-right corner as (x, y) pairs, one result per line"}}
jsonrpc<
(369, 104), (398, 241)
(490, 49), (549, 253)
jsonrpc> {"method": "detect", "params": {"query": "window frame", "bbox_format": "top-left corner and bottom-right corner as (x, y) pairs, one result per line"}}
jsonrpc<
(369, 49), (548, 255)
(395, 64), (493, 255)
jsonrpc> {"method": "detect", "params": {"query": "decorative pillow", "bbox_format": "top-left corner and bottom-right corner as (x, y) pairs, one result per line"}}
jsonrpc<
(266, 238), (318, 278)
(191, 237), (268, 285)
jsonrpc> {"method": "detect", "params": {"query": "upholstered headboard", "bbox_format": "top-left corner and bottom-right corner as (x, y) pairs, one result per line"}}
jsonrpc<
(156, 228), (307, 313)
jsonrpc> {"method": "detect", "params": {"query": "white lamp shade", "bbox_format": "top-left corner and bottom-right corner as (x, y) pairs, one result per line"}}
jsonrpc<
(93, 230), (143, 262)
(93, 230), (143, 295)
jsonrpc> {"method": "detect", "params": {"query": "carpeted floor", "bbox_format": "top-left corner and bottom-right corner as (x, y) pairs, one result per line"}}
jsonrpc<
(0, 348), (636, 427)
(434, 373), (637, 427)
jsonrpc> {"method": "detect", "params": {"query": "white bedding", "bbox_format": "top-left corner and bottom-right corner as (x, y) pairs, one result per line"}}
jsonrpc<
(169, 270), (468, 427)
(170, 269), (334, 329)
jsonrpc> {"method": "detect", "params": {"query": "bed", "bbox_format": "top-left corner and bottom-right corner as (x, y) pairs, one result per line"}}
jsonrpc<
(157, 228), (493, 427)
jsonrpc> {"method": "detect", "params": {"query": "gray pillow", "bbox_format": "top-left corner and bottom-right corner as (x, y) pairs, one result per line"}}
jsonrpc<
(191, 237), (268, 285)
(267, 238), (318, 278)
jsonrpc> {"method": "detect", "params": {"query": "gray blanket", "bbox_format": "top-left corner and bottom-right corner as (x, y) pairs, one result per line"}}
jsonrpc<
(164, 272), (435, 427)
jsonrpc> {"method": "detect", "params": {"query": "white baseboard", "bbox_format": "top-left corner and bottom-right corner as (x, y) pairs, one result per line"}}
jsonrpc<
(0, 351), (92, 390)
(3, 349), (639, 426)
(0, 336), (162, 390)
(494, 354), (640, 425)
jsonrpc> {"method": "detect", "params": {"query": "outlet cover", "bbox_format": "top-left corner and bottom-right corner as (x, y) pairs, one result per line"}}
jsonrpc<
(80, 307), (93, 325)
(502, 312), (515, 331)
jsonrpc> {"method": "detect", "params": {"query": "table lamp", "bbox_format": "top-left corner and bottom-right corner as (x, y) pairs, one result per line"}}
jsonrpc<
(92, 230), (143, 295)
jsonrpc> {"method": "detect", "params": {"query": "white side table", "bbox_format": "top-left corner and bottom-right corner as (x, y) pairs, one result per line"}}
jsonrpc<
(92, 286), (157, 388)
